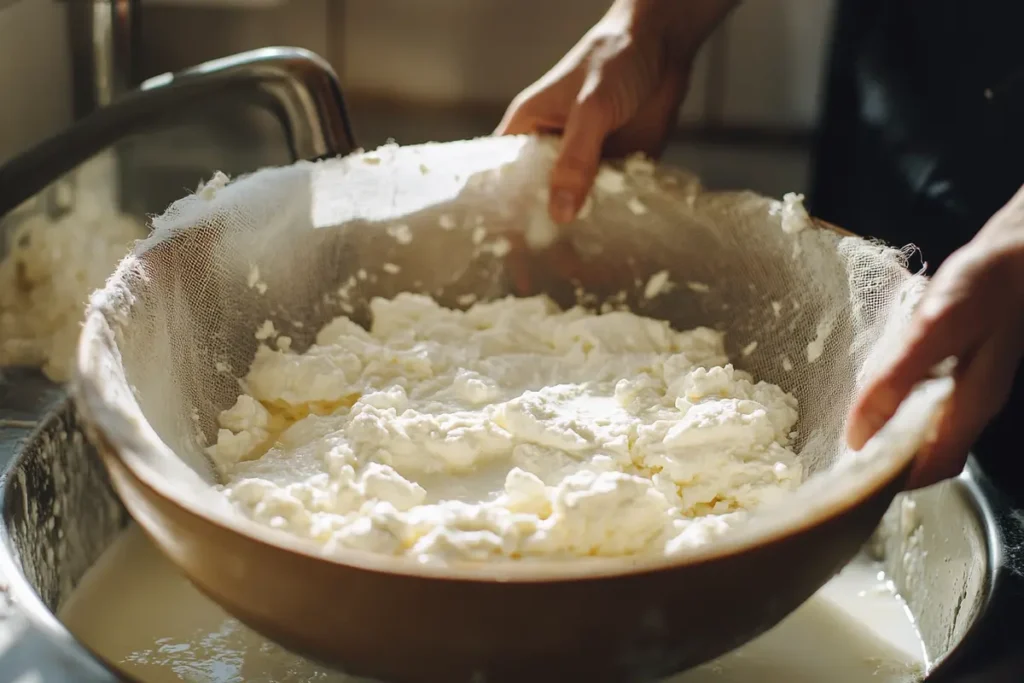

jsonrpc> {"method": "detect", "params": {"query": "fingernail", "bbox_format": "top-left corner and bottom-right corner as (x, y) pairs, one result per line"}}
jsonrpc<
(550, 190), (578, 224)
(846, 416), (876, 450)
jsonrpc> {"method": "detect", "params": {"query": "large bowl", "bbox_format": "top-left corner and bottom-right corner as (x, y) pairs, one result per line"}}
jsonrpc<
(0, 367), (1015, 681)
(72, 135), (955, 682)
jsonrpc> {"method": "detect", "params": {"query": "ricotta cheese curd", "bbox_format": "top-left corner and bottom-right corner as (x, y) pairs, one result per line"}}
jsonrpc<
(208, 294), (802, 563)
(0, 156), (144, 382)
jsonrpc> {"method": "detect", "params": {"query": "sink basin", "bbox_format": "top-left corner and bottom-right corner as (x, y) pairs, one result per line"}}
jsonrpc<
(0, 363), (1007, 681)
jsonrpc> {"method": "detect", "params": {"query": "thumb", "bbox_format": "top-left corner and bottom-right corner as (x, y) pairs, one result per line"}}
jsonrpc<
(548, 93), (612, 224)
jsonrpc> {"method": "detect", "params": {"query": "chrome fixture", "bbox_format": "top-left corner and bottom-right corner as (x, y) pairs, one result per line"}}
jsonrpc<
(0, 46), (358, 221)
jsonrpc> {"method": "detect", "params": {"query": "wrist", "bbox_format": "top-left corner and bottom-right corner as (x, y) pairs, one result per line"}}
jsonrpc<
(974, 184), (1024, 297)
(616, 0), (739, 64)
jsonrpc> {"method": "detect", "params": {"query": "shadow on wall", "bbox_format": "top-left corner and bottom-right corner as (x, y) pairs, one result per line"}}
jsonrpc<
(0, 0), (73, 164)
(715, 0), (835, 130)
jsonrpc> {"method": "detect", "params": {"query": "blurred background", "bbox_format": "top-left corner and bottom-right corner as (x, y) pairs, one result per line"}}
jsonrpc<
(0, 0), (835, 199)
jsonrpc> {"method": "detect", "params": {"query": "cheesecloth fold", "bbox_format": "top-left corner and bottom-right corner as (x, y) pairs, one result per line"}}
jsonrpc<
(74, 134), (947, 565)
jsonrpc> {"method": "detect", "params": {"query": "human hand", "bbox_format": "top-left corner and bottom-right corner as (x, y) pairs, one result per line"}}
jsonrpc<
(496, 0), (737, 224)
(846, 185), (1024, 489)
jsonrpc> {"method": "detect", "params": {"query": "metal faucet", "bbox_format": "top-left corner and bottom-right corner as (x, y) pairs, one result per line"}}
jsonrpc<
(67, 0), (140, 116)
(0, 46), (359, 220)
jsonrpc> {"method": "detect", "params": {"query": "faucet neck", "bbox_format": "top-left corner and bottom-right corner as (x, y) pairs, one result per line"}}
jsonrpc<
(68, 0), (140, 117)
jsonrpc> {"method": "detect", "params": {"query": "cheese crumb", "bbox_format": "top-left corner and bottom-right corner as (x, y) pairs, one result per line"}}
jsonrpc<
(643, 270), (674, 299)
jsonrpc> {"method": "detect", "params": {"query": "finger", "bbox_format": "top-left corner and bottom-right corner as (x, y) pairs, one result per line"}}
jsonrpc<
(504, 231), (591, 295)
(496, 103), (544, 136)
(548, 77), (614, 224)
(495, 109), (530, 136)
(846, 292), (978, 450)
(503, 232), (534, 296)
(905, 322), (1021, 489)
(505, 231), (592, 295)
(499, 112), (567, 137)
(496, 91), (568, 137)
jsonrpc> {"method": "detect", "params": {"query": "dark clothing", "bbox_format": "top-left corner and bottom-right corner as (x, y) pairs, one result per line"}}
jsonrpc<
(809, 0), (1024, 499)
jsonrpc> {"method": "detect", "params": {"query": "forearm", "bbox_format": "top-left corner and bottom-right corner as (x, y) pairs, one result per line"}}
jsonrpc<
(612, 0), (740, 63)
(999, 183), (1024, 224)
(980, 183), (1024, 248)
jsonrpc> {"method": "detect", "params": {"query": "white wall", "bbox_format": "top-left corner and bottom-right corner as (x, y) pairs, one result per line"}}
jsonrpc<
(129, 0), (837, 130)
(720, 0), (836, 128)
(335, 0), (836, 128)
(138, 0), (331, 77)
(0, 0), (72, 164)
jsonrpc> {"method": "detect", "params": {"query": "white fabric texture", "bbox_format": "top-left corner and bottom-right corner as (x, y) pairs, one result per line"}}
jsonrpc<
(74, 134), (943, 568)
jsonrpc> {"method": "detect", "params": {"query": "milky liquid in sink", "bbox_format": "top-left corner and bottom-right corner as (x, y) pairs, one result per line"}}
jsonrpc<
(59, 525), (927, 682)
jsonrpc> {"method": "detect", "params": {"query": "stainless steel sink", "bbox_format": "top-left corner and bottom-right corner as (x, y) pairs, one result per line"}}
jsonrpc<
(0, 365), (1012, 681)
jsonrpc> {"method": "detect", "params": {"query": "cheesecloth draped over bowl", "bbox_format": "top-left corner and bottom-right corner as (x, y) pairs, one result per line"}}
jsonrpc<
(72, 134), (950, 681)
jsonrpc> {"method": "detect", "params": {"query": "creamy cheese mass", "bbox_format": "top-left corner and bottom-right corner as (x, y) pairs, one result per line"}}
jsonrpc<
(208, 294), (802, 562)
(0, 155), (144, 382)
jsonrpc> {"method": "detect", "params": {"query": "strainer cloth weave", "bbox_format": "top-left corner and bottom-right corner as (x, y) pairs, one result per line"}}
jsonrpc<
(77, 134), (931, 538)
